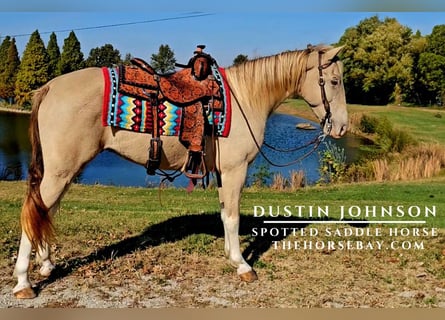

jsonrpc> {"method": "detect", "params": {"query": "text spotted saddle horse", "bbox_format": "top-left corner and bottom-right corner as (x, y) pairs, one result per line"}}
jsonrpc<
(118, 45), (223, 183)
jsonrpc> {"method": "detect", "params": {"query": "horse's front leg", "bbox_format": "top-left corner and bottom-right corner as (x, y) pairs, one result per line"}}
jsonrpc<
(218, 164), (258, 282)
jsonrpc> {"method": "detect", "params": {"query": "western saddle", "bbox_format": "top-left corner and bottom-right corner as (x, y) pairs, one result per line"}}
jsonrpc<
(118, 45), (223, 182)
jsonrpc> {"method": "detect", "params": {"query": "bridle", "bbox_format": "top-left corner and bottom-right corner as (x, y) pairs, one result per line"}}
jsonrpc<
(231, 49), (338, 167)
(318, 50), (336, 136)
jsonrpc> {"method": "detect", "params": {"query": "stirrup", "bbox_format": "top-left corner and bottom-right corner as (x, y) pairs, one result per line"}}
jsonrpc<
(183, 150), (207, 180)
(146, 138), (163, 175)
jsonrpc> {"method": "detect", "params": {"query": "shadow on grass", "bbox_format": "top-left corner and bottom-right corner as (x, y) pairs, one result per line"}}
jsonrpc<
(36, 212), (368, 292)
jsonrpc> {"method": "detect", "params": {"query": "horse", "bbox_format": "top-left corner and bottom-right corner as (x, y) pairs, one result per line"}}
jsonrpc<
(13, 45), (348, 299)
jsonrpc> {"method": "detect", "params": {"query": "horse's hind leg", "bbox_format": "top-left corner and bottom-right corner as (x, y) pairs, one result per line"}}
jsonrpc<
(13, 174), (78, 298)
(14, 133), (100, 298)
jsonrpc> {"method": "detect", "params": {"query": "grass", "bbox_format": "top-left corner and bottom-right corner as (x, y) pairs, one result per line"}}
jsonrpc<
(1, 177), (444, 266)
(1, 179), (445, 307)
(278, 99), (445, 144)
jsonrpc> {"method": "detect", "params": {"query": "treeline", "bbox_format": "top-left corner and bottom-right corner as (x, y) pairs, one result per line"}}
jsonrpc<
(1, 15), (444, 107)
(338, 15), (445, 106)
(0, 30), (126, 106)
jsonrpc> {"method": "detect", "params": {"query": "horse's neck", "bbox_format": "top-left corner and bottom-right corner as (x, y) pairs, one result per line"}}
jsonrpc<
(228, 73), (291, 120)
(227, 52), (303, 119)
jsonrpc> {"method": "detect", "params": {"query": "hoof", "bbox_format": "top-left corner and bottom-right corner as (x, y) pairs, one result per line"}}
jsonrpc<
(14, 287), (36, 299)
(239, 269), (258, 283)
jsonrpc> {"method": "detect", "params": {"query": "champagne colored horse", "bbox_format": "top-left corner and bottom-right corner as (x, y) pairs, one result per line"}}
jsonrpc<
(13, 45), (347, 298)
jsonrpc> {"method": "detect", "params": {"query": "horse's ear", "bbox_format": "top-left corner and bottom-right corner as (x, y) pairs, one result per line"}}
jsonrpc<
(326, 46), (345, 61)
(306, 45), (345, 69)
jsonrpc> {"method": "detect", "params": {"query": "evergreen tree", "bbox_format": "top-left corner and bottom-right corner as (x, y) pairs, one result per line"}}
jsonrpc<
(123, 52), (133, 65)
(58, 31), (84, 74)
(150, 44), (176, 74)
(232, 54), (248, 66)
(0, 36), (11, 77)
(15, 30), (49, 106)
(85, 44), (121, 67)
(0, 38), (20, 102)
(47, 32), (61, 79)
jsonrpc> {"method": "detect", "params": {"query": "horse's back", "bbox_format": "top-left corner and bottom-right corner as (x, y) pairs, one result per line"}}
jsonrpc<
(36, 67), (106, 163)
(38, 67), (104, 125)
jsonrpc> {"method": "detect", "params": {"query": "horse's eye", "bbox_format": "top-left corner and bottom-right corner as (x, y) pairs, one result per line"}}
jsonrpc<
(331, 78), (340, 86)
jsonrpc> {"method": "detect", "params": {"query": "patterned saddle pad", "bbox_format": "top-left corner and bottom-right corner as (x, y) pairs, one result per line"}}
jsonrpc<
(101, 67), (231, 137)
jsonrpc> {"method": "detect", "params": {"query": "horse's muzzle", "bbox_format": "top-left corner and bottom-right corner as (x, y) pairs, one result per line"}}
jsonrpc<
(328, 124), (348, 139)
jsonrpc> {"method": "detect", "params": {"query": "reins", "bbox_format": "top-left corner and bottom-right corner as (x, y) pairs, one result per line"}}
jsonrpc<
(229, 50), (335, 168)
(230, 86), (327, 167)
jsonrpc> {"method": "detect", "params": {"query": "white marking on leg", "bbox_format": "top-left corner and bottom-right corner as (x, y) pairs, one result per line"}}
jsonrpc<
(224, 214), (252, 274)
(220, 207), (230, 257)
(13, 231), (33, 293)
(37, 243), (55, 277)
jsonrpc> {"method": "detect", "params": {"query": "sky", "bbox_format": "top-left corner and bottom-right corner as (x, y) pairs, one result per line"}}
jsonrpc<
(0, 2), (444, 67)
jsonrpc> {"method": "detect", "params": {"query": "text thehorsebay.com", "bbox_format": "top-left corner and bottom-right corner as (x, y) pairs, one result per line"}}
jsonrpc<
(251, 205), (439, 251)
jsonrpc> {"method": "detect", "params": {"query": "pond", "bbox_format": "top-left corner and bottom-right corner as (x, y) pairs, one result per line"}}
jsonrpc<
(0, 110), (368, 187)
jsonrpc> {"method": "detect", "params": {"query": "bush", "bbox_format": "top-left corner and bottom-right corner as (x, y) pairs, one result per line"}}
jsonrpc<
(359, 114), (379, 134)
(318, 141), (347, 184)
(359, 114), (416, 153)
(250, 163), (273, 187)
(374, 117), (416, 153)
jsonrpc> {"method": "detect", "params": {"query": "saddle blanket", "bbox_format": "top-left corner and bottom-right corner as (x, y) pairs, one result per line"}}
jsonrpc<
(101, 67), (231, 137)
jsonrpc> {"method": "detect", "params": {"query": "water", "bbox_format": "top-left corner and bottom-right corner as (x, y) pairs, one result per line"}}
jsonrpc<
(0, 111), (366, 187)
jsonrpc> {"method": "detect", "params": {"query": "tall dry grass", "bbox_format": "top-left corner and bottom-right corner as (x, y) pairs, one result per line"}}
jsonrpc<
(348, 112), (365, 135)
(289, 170), (306, 190)
(371, 144), (445, 181)
(271, 173), (287, 191)
(371, 159), (390, 182)
(270, 170), (306, 191)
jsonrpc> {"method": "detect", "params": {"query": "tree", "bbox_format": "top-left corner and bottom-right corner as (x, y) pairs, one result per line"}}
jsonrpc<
(85, 44), (122, 67)
(0, 36), (11, 76)
(338, 16), (385, 104)
(414, 25), (445, 105)
(232, 54), (248, 66)
(418, 53), (445, 105)
(58, 31), (84, 74)
(0, 38), (20, 102)
(426, 25), (445, 57)
(0, 36), (12, 100)
(338, 16), (415, 105)
(406, 30), (428, 104)
(47, 32), (61, 79)
(150, 44), (176, 74)
(123, 52), (133, 65)
(15, 30), (49, 106)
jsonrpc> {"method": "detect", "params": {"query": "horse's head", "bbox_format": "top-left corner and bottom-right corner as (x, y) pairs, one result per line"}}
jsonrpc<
(300, 46), (348, 139)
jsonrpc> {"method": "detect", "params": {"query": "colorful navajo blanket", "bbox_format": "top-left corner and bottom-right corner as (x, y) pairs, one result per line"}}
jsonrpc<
(101, 67), (231, 137)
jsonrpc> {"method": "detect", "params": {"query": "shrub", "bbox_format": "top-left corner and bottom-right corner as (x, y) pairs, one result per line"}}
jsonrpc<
(359, 114), (379, 134)
(250, 163), (273, 187)
(359, 115), (416, 154)
(318, 141), (347, 184)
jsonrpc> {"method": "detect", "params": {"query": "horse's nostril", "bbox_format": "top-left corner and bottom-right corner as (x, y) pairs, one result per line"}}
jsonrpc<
(339, 125), (348, 136)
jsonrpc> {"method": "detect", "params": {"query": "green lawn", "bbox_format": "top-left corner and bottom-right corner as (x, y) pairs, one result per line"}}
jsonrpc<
(279, 99), (445, 144)
(1, 177), (444, 250)
(348, 104), (445, 144)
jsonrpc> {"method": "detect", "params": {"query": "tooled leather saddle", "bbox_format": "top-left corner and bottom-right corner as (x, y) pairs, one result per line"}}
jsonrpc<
(118, 45), (224, 181)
